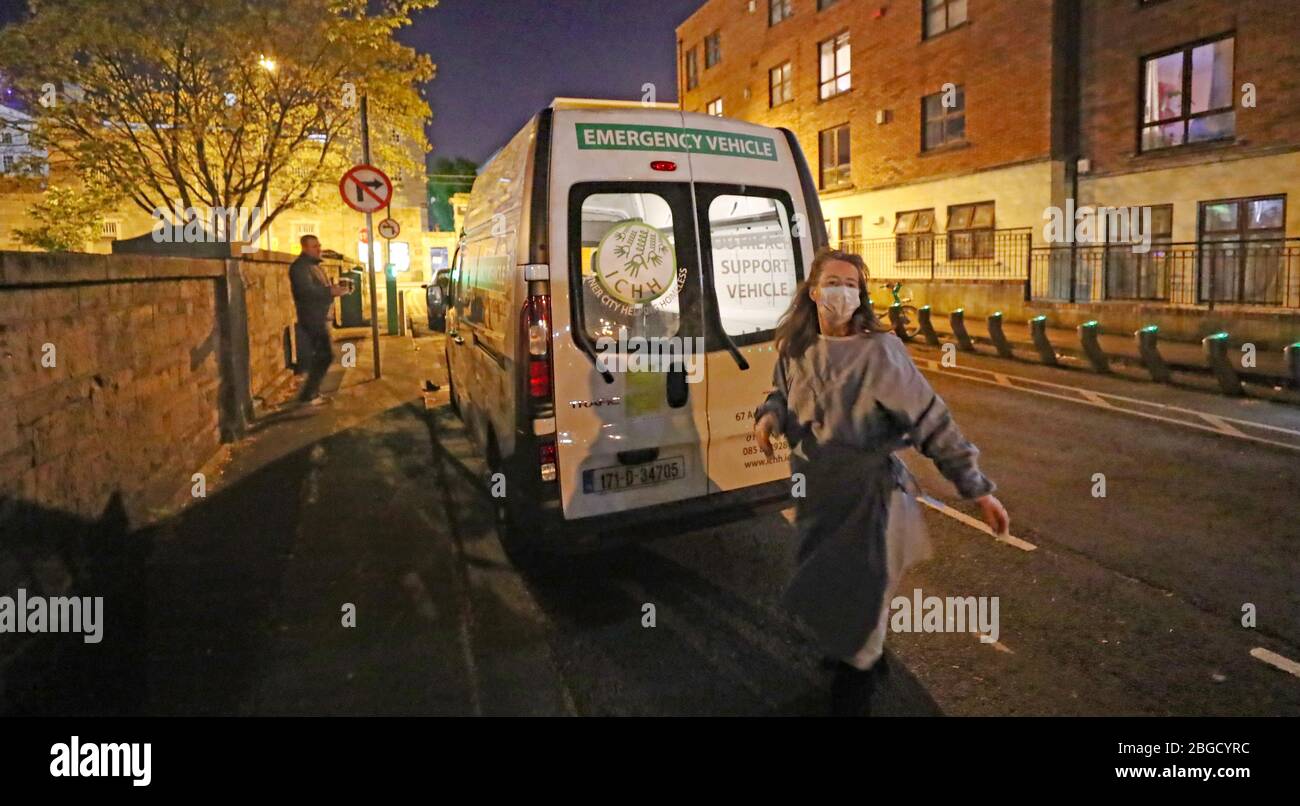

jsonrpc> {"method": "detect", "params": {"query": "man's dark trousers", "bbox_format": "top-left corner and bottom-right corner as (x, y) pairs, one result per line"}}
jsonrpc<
(297, 324), (334, 402)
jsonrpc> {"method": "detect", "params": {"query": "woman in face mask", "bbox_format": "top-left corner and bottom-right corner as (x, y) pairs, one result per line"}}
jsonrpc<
(754, 247), (1009, 717)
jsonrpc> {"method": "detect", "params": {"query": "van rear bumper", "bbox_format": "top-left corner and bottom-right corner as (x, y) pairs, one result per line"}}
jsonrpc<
(528, 478), (794, 547)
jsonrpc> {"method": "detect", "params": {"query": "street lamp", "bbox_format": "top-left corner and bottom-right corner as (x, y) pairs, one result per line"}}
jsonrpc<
(258, 56), (277, 72)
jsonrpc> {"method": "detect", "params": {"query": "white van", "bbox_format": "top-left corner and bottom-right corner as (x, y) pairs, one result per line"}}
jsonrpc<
(444, 98), (827, 553)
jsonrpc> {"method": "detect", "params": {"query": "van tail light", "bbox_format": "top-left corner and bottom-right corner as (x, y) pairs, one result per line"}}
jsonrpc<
(539, 438), (558, 482)
(524, 293), (552, 402)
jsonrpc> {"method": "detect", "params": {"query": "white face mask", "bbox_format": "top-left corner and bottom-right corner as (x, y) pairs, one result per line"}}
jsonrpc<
(816, 285), (860, 325)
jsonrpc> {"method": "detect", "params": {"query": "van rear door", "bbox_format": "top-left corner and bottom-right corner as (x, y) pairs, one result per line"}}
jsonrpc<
(549, 110), (712, 520)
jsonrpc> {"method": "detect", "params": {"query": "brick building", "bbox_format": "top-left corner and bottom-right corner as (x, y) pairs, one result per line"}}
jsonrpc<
(677, 0), (1300, 310)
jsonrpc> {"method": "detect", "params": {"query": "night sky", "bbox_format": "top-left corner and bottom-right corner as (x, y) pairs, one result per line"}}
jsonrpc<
(0, 0), (704, 167)
(409, 0), (701, 165)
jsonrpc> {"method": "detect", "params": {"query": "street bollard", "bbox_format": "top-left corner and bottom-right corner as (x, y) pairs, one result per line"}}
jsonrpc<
(889, 303), (908, 341)
(1135, 325), (1171, 383)
(1288, 342), (1300, 390)
(1029, 315), (1058, 366)
(1202, 332), (1243, 395)
(1078, 320), (1110, 373)
(950, 308), (975, 351)
(987, 311), (1015, 358)
(918, 305), (942, 346)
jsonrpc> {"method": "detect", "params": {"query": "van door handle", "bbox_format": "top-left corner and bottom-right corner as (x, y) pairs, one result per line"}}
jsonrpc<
(666, 364), (688, 408)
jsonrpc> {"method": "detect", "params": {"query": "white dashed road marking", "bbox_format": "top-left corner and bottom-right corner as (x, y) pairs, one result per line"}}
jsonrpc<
(919, 495), (1038, 552)
(1250, 647), (1300, 679)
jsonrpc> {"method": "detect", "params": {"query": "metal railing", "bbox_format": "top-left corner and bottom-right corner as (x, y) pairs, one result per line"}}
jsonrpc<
(838, 228), (1033, 281)
(1030, 239), (1300, 309)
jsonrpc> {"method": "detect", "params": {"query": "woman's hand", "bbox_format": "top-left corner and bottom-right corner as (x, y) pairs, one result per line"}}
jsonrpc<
(976, 494), (1010, 536)
(755, 412), (780, 460)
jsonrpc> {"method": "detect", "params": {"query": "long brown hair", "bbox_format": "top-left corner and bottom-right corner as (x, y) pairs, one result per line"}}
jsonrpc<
(774, 247), (889, 359)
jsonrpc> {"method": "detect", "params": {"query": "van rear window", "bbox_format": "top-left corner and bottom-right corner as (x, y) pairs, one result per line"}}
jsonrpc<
(575, 191), (684, 344)
(706, 194), (800, 339)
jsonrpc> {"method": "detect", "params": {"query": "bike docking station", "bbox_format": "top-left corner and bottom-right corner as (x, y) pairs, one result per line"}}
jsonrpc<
(987, 311), (1016, 359)
(918, 305), (942, 346)
(949, 308), (976, 351)
(1029, 315), (1059, 367)
(1077, 320), (1111, 373)
(1135, 325), (1172, 384)
(889, 303), (910, 341)
(1202, 332), (1244, 396)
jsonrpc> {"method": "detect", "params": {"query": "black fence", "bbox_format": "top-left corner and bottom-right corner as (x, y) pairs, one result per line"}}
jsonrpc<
(1030, 239), (1300, 309)
(838, 228), (1033, 281)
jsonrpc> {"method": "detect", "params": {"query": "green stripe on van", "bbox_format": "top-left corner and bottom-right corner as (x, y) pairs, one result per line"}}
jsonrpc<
(576, 123), (779, 161)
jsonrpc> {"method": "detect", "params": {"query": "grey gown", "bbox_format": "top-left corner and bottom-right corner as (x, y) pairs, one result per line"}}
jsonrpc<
(754, 331), (995, 663)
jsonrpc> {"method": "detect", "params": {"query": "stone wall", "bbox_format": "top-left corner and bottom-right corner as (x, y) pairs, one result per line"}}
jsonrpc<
(0, 249), (301, 531)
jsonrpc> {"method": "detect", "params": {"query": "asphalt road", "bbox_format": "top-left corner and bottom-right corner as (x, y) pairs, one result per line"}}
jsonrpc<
(420, 337), (1300, 716)
(38, 333), (1291, 717)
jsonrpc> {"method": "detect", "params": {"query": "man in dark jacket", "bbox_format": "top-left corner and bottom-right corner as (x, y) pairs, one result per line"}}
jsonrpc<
(290, 235), (349, 406)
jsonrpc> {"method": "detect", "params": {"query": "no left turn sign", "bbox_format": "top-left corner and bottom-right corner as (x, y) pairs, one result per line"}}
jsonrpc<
(339, 164), (393, 214)
(377, 218), (401, 240)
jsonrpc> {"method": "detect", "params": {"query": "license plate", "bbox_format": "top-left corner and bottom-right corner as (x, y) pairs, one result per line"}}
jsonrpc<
(583, 456), (686, 494)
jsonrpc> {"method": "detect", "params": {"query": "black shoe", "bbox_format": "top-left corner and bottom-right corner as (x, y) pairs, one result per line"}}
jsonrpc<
(830, 662), (877, 717)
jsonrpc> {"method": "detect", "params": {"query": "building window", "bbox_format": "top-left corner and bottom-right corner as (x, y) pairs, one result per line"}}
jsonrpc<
(0, 130), (10, 144)
(0, 155), (12, 173)
(895, 209), (935, 261)
(923, 0), (968, 39)
(769, 0), (793, 26)
(819, 124), (851, 190)
(769, 62), (793, 107)
(818, 31), (851, 100)
(1198, 195), (1286, 304)
(946, 201), (995, 259)
(707, 97), (724, 117)
(923, 85), (965, 150)
(100, 220), (120, 240)
(818, 0), (840, 9)
(1141, 35), (1235, 152)
(705, 32), (721, 69)
(838, 216), (863, 254)
(1104, 204), (1173, 301)
(685, 47), (699, 90)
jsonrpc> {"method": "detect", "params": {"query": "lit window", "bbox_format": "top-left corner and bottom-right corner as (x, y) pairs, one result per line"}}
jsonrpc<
(769, 62), (793, 107)
(1140, 36), (1235, 151)
(819, 124), (851, 190)
(707, 97), (724, 117)
(818, 31), (851, 100)
(769, 0), (793, 26)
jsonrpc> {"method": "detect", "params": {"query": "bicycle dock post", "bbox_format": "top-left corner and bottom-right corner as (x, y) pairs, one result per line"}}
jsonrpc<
(1078, 320), (1110, 373)
(1135, 325), (1172, 383)
(889, 303), (909, 340)
(918, 305), (941, 346)
(987, 311), (1015, 358)
(1029, 315), (1058, 366)
(1202, 332), (1243, 396)
(949, 308), (976, 351)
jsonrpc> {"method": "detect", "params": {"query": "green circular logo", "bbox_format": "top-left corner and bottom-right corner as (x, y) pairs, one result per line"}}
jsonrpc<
(592, 219), (677, 307)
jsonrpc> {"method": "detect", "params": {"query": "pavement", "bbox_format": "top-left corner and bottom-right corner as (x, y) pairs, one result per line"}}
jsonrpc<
(12, 324), (1300, 716)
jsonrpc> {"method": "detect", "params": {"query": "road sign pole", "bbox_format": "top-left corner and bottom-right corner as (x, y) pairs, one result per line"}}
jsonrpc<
(361, 95), (381, 379)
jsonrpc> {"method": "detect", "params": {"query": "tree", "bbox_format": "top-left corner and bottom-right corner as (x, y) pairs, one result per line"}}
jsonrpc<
(426, 155), (476, 232)
(14, 178), (121, 252)
(0, 0), (436, 239)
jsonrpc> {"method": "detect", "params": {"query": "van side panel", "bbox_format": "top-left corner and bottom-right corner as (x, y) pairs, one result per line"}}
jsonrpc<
(453, 117), (537, 460)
